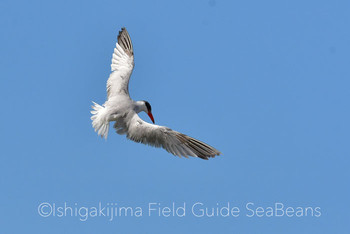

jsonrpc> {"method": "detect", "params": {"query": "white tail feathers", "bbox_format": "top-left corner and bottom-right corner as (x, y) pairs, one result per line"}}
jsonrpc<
(91, 101), (110, 139)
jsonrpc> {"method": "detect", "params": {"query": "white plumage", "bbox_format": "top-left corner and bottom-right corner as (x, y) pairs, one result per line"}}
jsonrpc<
(91, 28), (221, 159)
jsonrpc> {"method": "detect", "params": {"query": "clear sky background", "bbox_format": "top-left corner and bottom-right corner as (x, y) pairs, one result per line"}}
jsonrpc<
(1, 0), (349, 233)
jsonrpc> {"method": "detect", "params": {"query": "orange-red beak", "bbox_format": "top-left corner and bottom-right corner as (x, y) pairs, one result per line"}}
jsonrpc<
(148, 112), (155, 124)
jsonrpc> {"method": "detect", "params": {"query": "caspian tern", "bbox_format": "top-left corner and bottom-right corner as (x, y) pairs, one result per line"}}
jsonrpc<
(91, 28), (221, 159)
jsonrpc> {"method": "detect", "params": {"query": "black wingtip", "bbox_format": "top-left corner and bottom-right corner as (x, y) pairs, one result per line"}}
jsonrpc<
(119, 27), (126, 34)
(117, 27), (133, 56)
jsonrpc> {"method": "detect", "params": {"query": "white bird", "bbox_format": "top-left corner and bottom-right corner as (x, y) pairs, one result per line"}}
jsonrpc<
(91, 28), (221, 160)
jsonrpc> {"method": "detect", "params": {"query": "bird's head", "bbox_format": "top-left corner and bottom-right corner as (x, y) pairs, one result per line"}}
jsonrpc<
(142, 100), (155, 124)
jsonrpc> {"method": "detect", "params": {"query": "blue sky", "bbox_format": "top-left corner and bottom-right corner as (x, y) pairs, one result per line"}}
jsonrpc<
(1, 0), (349, 233)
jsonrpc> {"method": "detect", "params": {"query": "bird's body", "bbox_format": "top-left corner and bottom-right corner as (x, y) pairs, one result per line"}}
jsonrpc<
(91, 28), (221, 160)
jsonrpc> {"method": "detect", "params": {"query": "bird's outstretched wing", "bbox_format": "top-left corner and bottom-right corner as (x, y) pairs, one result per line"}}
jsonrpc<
(106, 28), (134, 99)
(115, 112), (221, 160)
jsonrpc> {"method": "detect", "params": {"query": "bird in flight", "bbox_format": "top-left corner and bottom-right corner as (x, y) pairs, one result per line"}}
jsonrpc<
(91, 28), (221, 159)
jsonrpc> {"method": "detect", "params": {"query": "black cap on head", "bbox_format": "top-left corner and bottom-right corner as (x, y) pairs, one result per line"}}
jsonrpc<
(143, 101), (152, 112)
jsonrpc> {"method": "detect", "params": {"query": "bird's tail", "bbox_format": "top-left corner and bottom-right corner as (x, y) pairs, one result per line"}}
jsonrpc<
(90, 101), (110, 139)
